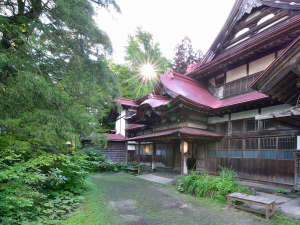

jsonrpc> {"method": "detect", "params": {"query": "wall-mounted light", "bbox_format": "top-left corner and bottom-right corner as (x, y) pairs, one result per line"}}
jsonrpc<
(144, 145), (150, 154)
(183, 141), (188, 154)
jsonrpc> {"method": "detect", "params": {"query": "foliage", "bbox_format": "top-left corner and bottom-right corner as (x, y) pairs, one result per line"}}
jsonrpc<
(177, 168), (250, 202)
(80, 146), (127, 172)
(0, 136), (88, 224)
(271, 214), (300, 225)
(276, 188), (289, 195)
(0, 138), (126, 224)
(172, 37), (202, 74)
(125, 28), (171, 97)
(110, 63), (137, 99)
(0, 0), (123, 224)
(0, 0), (120, 149)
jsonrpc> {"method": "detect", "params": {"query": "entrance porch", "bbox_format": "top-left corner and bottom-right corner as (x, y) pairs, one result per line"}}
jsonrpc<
(128, 127), (222, 175)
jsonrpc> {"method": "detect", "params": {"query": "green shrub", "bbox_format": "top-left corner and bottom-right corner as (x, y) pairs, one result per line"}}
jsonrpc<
(80, 146), (126, 172)
(177, 168), (250, 202)
(0, 138), (129, 224)
(0, 137), (88, 224)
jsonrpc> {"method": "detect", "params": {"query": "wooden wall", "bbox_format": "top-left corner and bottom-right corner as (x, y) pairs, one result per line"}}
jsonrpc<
(102, 141), (126, 163)
(205, 156), (294, 185)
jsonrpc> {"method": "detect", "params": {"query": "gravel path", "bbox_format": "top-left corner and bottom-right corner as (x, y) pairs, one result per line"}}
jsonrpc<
(93, 173), (270, 225)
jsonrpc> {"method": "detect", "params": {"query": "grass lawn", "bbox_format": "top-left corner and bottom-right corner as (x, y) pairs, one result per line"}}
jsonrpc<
(60, 174), (121, 225)
(60, 173), (300, 225)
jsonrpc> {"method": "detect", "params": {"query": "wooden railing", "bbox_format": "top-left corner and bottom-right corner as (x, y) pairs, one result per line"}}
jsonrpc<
(223, 73), (259, 98)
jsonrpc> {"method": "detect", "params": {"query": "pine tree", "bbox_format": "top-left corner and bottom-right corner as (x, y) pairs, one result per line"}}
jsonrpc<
(172, 37), (202, 74)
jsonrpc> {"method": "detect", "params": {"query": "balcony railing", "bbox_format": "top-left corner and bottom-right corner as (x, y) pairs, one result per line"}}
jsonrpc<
(223, 73), (259, 98)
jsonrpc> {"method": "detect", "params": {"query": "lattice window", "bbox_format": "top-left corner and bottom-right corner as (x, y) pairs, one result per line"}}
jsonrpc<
(246, 138), (259, 149)
(261, 137), (277, 149)
(278, 136), (296, 150)
(232, 120), (244, 133)
(230, 139), (243, 150)
(262, 120), (276, 130)
(246, 119), (258, 132)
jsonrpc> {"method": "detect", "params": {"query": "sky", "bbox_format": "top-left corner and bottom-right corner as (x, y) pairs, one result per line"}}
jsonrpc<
(94, 0), (236, 64)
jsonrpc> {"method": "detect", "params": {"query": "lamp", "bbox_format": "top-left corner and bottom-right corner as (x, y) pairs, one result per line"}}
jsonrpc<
(183, 141), (188, 154)
(144, 145), (150, 154)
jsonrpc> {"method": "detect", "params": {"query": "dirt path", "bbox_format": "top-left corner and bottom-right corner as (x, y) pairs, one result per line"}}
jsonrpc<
(91, 173), (270, 225)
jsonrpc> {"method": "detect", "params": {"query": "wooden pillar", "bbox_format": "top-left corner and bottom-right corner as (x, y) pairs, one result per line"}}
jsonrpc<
(152, 142), (156, 171)
(180, 140), (184, 176)
(180, 139), (188, 176)
(138, 142), (141, 175)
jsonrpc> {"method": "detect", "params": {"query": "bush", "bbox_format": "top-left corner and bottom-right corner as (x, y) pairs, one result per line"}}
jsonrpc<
(0, 138), (129, 224)
(0, 137), (88, 224)
(80, 146), (126, 172)
(177, 168), (250, 202)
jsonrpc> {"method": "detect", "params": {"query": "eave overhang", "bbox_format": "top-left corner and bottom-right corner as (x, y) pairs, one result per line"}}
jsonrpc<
(187, 15), (300, 79)
(127, 127), (223, 141)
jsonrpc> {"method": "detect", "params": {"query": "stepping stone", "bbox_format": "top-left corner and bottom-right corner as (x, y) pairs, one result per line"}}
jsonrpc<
(138, 174), (173, 184)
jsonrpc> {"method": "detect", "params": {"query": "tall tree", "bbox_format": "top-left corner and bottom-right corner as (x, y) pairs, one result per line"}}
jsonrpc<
(110, 63), (136, 99)
(172, 37), (202, 74)
(0, 0), (119, 148)
(125, 28), (171, 97)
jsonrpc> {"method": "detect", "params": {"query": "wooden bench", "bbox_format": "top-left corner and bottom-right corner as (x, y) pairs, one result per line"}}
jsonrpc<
(124, 167), (138, 174)
(227, 192), (276, 220)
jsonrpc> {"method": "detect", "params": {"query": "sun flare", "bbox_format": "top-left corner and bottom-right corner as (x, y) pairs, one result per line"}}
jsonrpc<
(139, 63), (157, 81)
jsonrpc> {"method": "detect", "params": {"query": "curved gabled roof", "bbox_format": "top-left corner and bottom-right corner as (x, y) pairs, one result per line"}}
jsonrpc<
(128, 127), (223, 141)
(159, 72), (267, 110)
(140, 95), (170, 108)
(116, 98), (138, 108)
(160, 72), (217, 108)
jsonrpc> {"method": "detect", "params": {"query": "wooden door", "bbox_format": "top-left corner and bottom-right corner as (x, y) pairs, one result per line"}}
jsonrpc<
(196, 142), (206, 171)
(295, 152), (300, 189)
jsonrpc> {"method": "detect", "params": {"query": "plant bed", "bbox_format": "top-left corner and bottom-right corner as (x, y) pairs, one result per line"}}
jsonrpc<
(177, 168), (251, 202)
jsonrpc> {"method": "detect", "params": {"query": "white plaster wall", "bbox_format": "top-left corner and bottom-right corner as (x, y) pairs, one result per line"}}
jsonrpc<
(115, 110), (126, 136)
(249, 53), (275, 74)
(127, 144), (136, 151)
(226, 65), (247, 83)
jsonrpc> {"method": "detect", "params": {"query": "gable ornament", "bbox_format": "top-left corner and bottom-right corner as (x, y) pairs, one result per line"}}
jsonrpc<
(238, 0), (263, 20)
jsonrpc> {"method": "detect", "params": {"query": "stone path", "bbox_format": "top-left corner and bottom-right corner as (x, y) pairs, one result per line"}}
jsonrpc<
(140, 174), (300, 220)
(93, 173), (271, 225)
(137, 173), (173, 184)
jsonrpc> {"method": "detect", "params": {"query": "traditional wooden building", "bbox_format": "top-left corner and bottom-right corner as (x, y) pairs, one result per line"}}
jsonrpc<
(116, 0), (300, 187)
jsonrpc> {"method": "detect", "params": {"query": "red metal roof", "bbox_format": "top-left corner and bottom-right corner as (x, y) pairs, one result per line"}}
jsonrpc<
(140, 95), (170, 108)
(127, 127), (222, 141)
(159, 72), (268, 109)
(108, 133), (126, 141)
(115, 98), (138, 108)
(125, 124), (146, 131)
(216, 92), (268, 109)
(160, 72), (217, 108)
